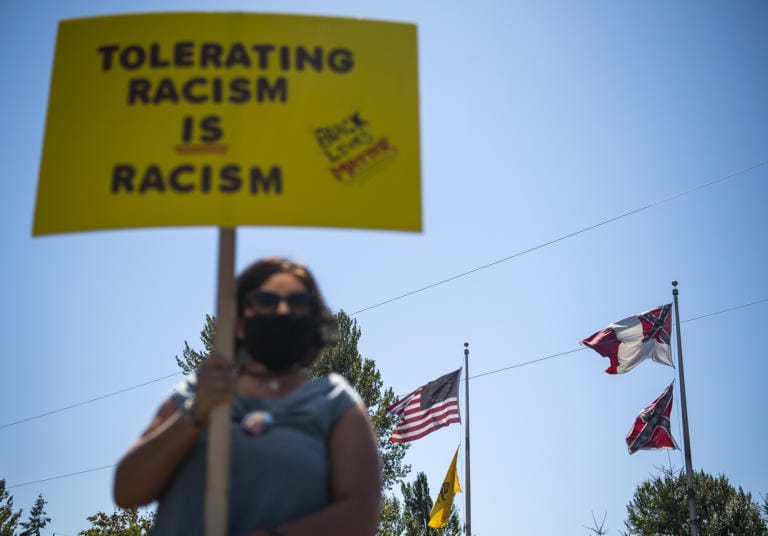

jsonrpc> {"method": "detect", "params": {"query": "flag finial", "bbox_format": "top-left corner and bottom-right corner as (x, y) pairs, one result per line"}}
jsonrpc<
(672, 280), (679, 296)
(464, 342), (469, 356)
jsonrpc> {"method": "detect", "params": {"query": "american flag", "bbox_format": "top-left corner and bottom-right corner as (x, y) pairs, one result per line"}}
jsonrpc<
(386, 369), (461, 443)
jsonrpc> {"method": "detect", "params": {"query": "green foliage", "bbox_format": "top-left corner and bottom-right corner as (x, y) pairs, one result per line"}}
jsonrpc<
(762, 493), (768, 524)
(624, 467), (768, 536)
(310, 310), (410, 490)
(78, 507), (155, 536)
(379, 495), (407, 536)
(18, 494), (50, 536)
(0, 480), (22, 536)
(0, 484), (53, 536)
(174, 313), (215, 374)
(395, 472), (462, 536)
(401, 473), (434, 536)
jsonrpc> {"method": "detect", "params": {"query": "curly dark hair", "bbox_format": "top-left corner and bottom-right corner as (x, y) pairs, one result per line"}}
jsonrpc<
(236, 257), (338, 367)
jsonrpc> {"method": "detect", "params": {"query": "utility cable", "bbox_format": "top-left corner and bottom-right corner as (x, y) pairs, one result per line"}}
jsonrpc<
(0, 372), (181, 430)
(7, 296), (765, 490)
(681, 298), (768, 323)
(350, 160), (768, 315)
(2, 161), (766, 431)
(7, 464), (116, 490)
(1, 300), (766, 431)
(464, 297), (768, 382)
(467, 348), (586, 381)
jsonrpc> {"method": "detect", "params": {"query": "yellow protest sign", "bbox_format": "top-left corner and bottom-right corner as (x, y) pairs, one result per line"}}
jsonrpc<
(33, 13), (420, 235)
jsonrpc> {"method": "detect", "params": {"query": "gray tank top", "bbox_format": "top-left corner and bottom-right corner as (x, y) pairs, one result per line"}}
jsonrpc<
(150, 373), (361, 536)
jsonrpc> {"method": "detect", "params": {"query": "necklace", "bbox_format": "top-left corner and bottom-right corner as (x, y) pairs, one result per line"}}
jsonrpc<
(240, 368), (302, 392)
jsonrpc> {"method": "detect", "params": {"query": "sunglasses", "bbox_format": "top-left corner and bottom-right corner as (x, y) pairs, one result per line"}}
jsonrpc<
(243, 290), (318, 313)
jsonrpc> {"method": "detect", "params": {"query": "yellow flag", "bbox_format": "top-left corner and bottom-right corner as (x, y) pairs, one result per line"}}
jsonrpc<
(428, 447), (462, 528)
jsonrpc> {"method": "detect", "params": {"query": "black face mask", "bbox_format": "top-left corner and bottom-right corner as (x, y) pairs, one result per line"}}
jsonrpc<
(242, 314), (317, 371)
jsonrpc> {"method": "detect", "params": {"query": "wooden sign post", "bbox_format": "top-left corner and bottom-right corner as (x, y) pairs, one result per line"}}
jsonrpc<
(208, 227), (236, 534)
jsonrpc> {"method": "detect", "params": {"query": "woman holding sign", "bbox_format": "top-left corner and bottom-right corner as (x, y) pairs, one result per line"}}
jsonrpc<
(114, 257), (381, 536)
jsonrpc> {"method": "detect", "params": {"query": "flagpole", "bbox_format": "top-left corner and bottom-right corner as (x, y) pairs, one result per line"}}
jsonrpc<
(463, 342), (472, 536)
(672, 281), (698, 536)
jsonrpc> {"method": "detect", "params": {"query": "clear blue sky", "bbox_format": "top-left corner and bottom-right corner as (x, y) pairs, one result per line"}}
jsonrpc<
(1, 1), (767, 535)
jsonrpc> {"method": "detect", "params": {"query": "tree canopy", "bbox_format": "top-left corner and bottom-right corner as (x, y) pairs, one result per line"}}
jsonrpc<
(175, 313), (214, 374)
(624, 467), (767, 536)
(396, 472), (462, 536)
(308, 310), (410, 490)
(78, 507), (154, 536)
(0, 483), (53, 536)
(0, 480), (22, 536)
(18, 494), (50, 536)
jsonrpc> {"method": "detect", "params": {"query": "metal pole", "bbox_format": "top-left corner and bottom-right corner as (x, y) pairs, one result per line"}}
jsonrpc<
(672, 281), (698, 536)
(463, 342), (471, 536)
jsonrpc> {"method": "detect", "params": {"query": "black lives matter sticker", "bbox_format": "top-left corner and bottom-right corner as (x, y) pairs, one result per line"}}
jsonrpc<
(313, 111), (397, 183)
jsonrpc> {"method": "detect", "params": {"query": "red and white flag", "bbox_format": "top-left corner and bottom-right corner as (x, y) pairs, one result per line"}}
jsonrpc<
(386, 369), (461, 443)
(581, 304), (674, 374)
(626, 382), (680, 454)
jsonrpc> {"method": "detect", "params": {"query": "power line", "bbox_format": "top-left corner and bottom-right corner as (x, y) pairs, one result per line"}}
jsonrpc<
(4, 297), (766, 490)
(467, 348), (586, 381)
(7, 464), (116, 490)
(2, 161), (766, 432)
(4, 296), (765, 433)
(681, 298), (768, 323)
(461, 297), (768, 383)
(0, 161), (768, 496)
(0, 372), (182, 430)
(350, 160), (768, 315)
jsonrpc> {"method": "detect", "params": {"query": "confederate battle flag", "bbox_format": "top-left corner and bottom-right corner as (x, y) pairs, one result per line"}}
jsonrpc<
(626, 382), (680, 455)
